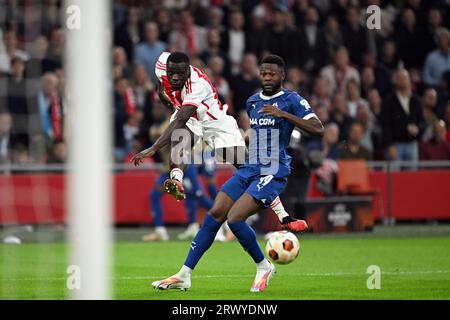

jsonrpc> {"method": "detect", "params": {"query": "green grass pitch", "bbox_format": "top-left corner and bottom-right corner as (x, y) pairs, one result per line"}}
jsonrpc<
(1, 227), (450, 299)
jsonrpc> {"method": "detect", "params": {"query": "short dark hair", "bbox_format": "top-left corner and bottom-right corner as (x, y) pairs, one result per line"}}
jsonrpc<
(261, 54), (285, 70)
(167, 52), (190, 65)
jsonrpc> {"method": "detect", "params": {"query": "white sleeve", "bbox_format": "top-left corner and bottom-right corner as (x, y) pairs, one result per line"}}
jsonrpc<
(155, 52), (170, 82)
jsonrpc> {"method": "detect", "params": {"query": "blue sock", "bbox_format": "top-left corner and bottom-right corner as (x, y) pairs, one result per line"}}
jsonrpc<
(184, 214), (222, 269)
(185, 196), (198, 225)
(207, 184), (217, 199)
(150, 189), (164, 227)
(228, 221), (265, 263)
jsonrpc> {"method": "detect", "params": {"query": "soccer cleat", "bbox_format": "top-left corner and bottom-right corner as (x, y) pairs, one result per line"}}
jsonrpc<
(281, 216), (308, 233)
(177, 223), (199, 240)
(164, 179), (186, 201)
(152, 276), (190, 291)
(250, 261), (276, 292)
(142, 231), (169, 241)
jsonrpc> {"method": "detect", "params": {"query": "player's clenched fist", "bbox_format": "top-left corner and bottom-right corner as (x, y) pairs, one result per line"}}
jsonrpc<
(258, 105), (286, 118)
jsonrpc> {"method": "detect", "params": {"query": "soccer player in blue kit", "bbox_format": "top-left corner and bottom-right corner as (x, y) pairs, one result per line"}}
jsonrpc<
(152, 55), (324, 292)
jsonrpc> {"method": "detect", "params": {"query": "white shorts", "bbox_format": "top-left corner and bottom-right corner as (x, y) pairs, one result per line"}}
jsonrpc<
(203, 115), (246, 149)
(169, 112), (245, 150)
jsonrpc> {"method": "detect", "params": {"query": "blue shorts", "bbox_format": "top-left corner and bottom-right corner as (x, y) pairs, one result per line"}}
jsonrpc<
(220, 165), (289, 208)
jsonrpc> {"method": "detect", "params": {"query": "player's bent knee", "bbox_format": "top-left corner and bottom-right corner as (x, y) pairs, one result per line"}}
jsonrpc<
(208, 207), (227, 223)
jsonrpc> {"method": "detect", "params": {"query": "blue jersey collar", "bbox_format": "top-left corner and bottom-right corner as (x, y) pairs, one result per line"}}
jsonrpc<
(259, 90), (285, 100)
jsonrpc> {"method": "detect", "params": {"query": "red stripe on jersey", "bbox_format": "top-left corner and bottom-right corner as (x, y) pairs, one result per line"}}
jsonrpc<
(206, 111), (218, 120)
(155, 66), (165, 71)
(192, 66), (223, 111)
(201, 101), (210, 109)
(156, 62), (166, 67)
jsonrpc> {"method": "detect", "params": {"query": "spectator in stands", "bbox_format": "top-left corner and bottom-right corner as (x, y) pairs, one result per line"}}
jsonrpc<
(329, 91), (354, 141)
(114, 7), (143, 62)
(355, 103), (375, 153)
(207, 7), (224, 32)
(315, 104), (330, 126)
(199, 28), (231, 79)
(6, 57), (28, 144)
(221, 9), (246, 75)
(229, 53), (259, 116)
(367, 88), (385, 159)
(422, 8), (444, 58)
(207, 55), (230, 104)
(323, 15), (344, 64)
(46, 26), (64, 72)
(338, 122), (372, 160)
(421, 88), (439, 142)
(346, 78), (369, 118)
(132, 64), (155, 146)
(40, 0), (61, 38)
(362, 51), (392, 96)
(444, 102), (450, 143)
(0, 112), (15, 164)
(423, 28), (450, 87)
(134, 21), (166, 86)
(246, 8), (267, 60)
(0, 27), (8, 74)
(307, 122), (340, 161)
(341, 6), (374, 68)
(113, 46), (133, 80)
(187, 0), (209, 27)
(310, 76), (332, 111)
(169, 9), (206, 57)
(395, 8), (425, 69)
(379, 39), (400, 72)
(47, 140), (67, 164)
(26, 35), (53, 78)
(284, 66), (308, 95)
(113, 77), (136, 162)
(297, 6), (327, 75)
(419, 120), (450, 160)
(381, 69), (425, 161)
(264, 7), (298, 68)
(0, 30), (29, 74)
(320, 46), (360, 95)
(155, 8), (172, 43)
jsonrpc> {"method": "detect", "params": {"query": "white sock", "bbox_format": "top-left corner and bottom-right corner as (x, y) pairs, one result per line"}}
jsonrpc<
(177, 265), (192, 279)
(170, 168), (184, 182)
(270, 197), (289, 222)
(256, 258), (271, 269)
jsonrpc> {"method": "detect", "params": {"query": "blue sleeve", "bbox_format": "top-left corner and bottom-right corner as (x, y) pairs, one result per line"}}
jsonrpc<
(289, 94), (316, 120)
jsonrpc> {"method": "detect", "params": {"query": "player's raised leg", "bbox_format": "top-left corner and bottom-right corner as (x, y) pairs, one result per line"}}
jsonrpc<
(226, 193), (276, 292)
(164, 126), (198, 201)
(152, 191), (234, 290)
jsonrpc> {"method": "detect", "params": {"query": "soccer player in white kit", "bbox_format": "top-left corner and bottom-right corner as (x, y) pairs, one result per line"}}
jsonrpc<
(131, 52), (307, 233)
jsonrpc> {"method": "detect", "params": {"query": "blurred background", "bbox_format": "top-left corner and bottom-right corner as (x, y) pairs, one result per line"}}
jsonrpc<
(0, 0), (450, 299)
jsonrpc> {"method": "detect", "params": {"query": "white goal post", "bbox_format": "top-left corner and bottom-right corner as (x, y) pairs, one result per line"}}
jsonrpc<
(65, 0), (112, 300)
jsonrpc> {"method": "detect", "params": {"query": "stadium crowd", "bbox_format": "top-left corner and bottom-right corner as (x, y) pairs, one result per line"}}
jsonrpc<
(1, 0), (450, 168)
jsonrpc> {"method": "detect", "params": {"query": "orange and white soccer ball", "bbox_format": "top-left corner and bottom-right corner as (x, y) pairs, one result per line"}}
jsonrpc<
(265, 231), (300, 265)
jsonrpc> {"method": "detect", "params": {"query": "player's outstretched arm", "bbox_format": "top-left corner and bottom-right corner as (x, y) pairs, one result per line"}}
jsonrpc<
(258, 105), (324, 137)
(131, 105), (197, 166)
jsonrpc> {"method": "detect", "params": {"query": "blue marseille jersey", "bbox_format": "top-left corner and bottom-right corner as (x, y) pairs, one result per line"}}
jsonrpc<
(244, 89), (316, 176)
